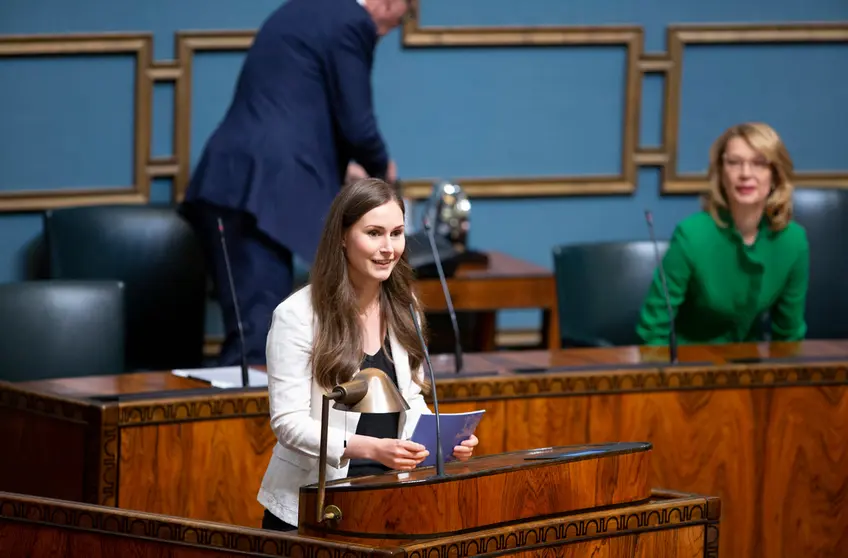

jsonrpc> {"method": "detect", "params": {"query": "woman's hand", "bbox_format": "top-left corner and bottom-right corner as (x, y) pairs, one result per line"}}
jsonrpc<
(452, 434), (478, 461)
(371, 439), (429, 471)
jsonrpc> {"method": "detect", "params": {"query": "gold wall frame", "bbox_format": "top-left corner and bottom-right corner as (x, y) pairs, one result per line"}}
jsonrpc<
(172, 31), (256, 201)
(400, 2), (644, 198)
(403, 6), (848, 197)
(0, 18), (846, 211)
(661, 23), (848, 193)
(0, 34), (156, 212)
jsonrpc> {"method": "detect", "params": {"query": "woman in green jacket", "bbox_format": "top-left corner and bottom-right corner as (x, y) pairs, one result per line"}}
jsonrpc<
(636, 122), (810, 345)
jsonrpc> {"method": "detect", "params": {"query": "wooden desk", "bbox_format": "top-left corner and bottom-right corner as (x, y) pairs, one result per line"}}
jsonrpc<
(414, 251), (559, 350)
(2, 340), (847, 558)
(437, 341), (848, 558)
(1, 488), (719, 557)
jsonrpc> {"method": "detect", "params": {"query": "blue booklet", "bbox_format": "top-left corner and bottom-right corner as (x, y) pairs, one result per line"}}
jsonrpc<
(410, 410), (485, 467)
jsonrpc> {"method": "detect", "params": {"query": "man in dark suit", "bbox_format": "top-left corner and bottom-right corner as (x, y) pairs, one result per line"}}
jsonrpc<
(182, 0), (407, 366)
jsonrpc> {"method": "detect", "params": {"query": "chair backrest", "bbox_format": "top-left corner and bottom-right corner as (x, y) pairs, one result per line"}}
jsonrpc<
(44, 205), (207, 371)
(791, 188), (848, 339)
(552, 241), (667, 347)
(0, 280), (125, 382)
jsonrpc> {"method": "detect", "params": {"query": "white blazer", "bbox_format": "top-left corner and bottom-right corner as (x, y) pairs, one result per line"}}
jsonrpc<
(257, 285), (432, 526)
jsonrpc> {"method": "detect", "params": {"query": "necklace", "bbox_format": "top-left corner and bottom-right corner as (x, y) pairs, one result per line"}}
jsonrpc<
(359, 300), (380, 318)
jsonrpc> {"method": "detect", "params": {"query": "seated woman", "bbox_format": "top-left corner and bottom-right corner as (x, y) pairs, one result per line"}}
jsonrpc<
(257, 177), (479, 532)
(636, 122), (809, 345)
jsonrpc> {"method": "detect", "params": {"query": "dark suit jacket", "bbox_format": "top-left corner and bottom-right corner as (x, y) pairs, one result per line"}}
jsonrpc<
(184, 0), (389, 262)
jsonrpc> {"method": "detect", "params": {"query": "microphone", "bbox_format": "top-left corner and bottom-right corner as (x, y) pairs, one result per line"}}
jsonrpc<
(216, 217), (250, 387)
(409, 303), (445, 477)
(423, 210), (463, 373)
(644, 210), (678, 364)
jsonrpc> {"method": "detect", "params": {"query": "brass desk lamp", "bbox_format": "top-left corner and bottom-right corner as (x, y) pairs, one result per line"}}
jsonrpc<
(316, 367), (410, 523)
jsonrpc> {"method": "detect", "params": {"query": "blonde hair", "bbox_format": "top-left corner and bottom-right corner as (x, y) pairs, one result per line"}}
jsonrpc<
(702, 122), (794, 231)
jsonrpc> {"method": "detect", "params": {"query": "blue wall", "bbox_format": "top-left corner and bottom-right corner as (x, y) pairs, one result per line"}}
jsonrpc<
(1, 0), (846, 331)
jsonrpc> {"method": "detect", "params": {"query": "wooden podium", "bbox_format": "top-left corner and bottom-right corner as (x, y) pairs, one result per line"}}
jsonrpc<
(296, 442), (721, 556)
(301, 443), (652, 543)
(0, 441), (720, 557)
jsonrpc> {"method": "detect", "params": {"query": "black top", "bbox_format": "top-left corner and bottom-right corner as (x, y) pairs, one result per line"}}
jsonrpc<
(346, 338), (400, 478)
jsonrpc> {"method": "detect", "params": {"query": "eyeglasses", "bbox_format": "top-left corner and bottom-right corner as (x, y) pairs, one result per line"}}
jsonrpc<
(723, 156), (771, 173)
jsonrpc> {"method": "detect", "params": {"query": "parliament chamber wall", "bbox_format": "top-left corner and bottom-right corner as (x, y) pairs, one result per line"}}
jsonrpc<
(0, 0), (846, 342)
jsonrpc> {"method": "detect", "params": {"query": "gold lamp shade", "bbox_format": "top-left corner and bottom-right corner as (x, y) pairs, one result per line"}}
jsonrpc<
(315, 367), (410, 525)
(332, 367), (410, 413)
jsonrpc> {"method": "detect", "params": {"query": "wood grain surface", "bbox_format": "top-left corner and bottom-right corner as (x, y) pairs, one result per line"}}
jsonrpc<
(439, 386), (848, 558)
(2, 339), (846, 557)
(0, 489), (718, 558)
(0, 406), (87, 502)
(413, 251), (560, 350)
(119, 415), (276, 527)
(298, 443), (651, 544)
(16, 371), (208, 398)
(506, 527), (705, 558)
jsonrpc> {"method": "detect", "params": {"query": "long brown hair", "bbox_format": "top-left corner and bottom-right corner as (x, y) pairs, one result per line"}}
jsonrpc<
(309, 178), (429, 392)
(702, 122), (795, 232)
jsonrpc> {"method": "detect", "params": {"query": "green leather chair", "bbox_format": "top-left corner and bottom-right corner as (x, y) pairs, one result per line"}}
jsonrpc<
(552, 241), (668, 347)
(791, 189), (848, 339)
(0, 280), (125, 382)
(43, 205), (207, 371)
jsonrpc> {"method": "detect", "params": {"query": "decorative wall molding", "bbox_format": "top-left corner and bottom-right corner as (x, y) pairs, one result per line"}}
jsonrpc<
(402, 7), (848, 196)
(173, 31), (256, 202)
(661, 23), (848, 194)
(0, 34), (154, 211)
(1, 19), (846, 211)
(399, 6), (644, 199)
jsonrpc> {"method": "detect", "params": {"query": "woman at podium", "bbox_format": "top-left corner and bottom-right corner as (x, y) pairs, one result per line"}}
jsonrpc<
(637, 122), (810, 345)
(257, 178), (478, 532)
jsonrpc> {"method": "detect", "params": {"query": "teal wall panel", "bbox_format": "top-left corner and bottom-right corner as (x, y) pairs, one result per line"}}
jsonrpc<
(0, 0), (846, 331)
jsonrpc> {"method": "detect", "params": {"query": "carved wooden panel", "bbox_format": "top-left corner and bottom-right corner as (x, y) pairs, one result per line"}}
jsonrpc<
(0, 489), (718, 558)
(440, 383), (848, 558)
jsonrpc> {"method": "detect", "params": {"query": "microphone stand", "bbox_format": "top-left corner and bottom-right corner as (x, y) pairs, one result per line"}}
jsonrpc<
(423, 213), (463, 374)
(217, 217), (250, 387)
(410, 303), (445, 477)
(644, 210), (678, 364)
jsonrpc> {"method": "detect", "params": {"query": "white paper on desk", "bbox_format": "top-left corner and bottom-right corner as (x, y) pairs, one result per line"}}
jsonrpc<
(172, 366), (268, 388)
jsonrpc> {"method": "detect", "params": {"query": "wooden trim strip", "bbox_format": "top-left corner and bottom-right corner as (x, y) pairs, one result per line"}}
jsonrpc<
(54, 361), (845, 426)
(0, 33), (154, 211)
(0, 489), (715, 558)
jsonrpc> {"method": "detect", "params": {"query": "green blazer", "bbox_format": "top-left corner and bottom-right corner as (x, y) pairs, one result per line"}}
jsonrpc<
(636, 211), (809, 345)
